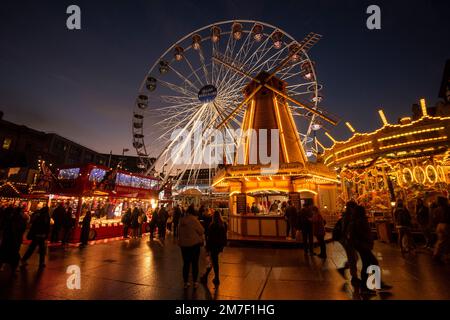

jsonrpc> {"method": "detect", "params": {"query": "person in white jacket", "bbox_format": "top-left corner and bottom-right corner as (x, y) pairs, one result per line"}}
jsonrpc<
(178, 204), (205, 289)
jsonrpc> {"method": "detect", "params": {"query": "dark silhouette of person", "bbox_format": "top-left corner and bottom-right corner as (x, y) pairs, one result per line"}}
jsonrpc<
(50, 203), (66, 243)
(22, 206), (51, 268)
(80, 211), (92, 246)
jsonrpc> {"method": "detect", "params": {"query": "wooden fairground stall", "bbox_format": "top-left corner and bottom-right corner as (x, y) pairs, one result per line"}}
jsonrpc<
(322, 99), (450, 229)
(31, 164), (159, 242)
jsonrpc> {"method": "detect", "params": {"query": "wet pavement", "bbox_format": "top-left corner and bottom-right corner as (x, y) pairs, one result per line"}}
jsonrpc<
(1, 233), (449, 300)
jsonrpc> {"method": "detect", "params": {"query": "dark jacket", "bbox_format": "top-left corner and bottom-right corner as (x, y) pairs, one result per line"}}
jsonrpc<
(285, 205), (297, 224)
(298, 207), (313, 231)
(28, 207), (51, 239)
(394, 207), (412, 227)
(52, 205), (66, 226)
(206, 222), (227, 252)
(158, 208), (168, 225)
(173, 206), (182, 224)
(416, 205), (429, 226)
(131, 208), (140, 228)
(349, 206), (373, 250)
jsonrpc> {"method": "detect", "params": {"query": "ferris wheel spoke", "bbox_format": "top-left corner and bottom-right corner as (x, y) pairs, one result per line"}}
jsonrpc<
(184, 55), (204, 87)
(168, 65), (199, 92)
(286, 81), (316, 90)
(150, 103), (209, 175)
(241, 30), (274, 70)
(277, 58), (308, 79)
(197, 47), (210, 85)
(158, 79), (198, 97)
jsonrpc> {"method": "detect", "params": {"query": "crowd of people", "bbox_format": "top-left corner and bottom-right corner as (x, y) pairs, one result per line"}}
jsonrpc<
(1, 195), (449, 294)
(0, 201), (79, 272)
(392, 196), (450, 263)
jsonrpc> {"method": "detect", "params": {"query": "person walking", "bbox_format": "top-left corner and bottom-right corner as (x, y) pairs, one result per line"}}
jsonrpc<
(0, 204), (28, 272)
(349, 205), (391, 293)
(285, 201), (297, 239)
(158, 205), (168, 240)
(416, 198), (431, 248)
(121, 207), (131, 239)
(312, 206), (327, 258)
(178, 204), (204, 289)
(166, 207), (174, 234)
(137, 207), (147, 238)
(334, 202), (359, 285)
(432, 196), (450, 263)
(149, 207), (159, 240)
(130, 206), (140, 238)
(61, 207), (75, 246)
(21, 206), (51, 268)
(298, 203), (314, 255)
(79, 210), (92, 247)
(200, 211), (227, 287)
(394, 199), (414, 253)
(50, 203), (65, 243)
(173, 204), (182, 237)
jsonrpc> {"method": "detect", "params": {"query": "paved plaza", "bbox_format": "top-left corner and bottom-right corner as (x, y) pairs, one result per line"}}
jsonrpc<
(1, 234), (449, 300)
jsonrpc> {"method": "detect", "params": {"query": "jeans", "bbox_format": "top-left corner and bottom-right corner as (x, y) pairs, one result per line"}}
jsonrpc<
(181, 244), (201, 283)
(355, 246), (379, 289)
(173, 221), (179, 237)
(341, 242), (358, 280)
(316, 234), (326, 256)
(50, 225), (61, 243)
(61, 227), (72, 244)
(158, 223), (167, 239)
(123, 225), (129, 238)
(302, 228), (314, 253)
(285, 220), (291, 237)
(22, 237), (47, 265)
(210, 249), (220, 280)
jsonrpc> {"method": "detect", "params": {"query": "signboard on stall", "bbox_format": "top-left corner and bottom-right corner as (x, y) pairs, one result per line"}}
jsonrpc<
(236, 193), (247, 214)
(288, 192), (301, 210)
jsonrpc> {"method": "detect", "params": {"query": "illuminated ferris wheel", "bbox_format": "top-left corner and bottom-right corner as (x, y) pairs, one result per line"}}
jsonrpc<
(132, 20), (336, 188)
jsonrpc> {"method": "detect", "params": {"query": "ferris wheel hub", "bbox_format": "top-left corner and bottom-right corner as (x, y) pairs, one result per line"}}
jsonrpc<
(198, 84), (218, 103)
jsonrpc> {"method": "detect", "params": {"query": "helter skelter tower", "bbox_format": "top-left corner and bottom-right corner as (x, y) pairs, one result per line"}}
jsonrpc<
(212, 33), (340, 214)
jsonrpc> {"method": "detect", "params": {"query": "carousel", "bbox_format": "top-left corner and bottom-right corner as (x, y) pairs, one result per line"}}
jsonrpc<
(322, 98), (450, 221)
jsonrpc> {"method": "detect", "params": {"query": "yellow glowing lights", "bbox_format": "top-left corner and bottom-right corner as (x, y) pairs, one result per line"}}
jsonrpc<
(325, 132), (336, 143)
(378, 127), (444, 142)
(336, 149), (375, 162)
(335, 141), (372, 157)
(420, 98), (428, 116)
(397, 164), (446, 186)
(296, 189), (318, 195)
(345, 122), (356, 133)
(379, 136), (447, 150)
(378, 109), (388, 125)
(273, 97), (290, 163)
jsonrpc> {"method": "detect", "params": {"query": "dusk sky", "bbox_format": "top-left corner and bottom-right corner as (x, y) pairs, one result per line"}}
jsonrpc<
(1, 0), (449, 156)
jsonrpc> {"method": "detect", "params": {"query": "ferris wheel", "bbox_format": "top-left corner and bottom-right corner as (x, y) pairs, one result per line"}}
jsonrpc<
(132, 20), (337, 189)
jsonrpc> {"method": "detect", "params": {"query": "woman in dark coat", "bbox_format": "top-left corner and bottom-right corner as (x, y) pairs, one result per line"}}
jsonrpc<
(80, 211), (92, 246)
(22, 206), (51, 268)
(200, 211), (227, 286)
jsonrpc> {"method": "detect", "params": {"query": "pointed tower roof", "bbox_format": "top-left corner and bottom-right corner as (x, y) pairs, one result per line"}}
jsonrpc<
(237, 72), (307, 166)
